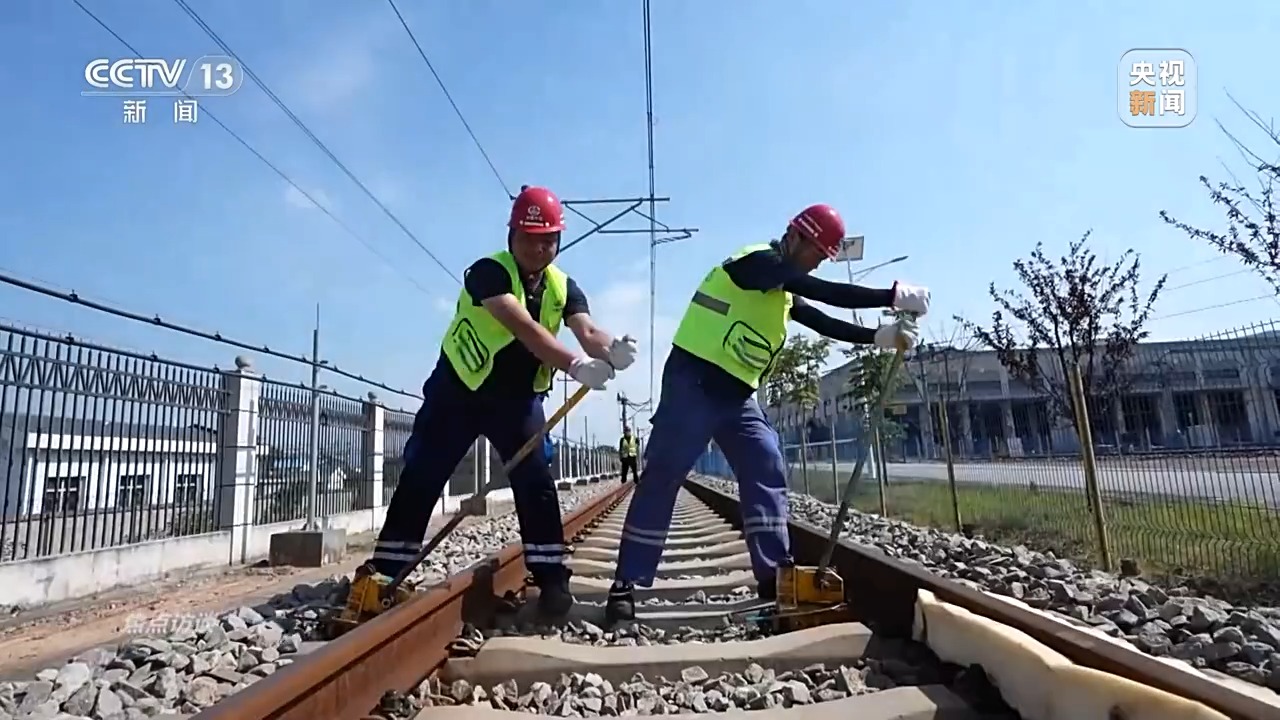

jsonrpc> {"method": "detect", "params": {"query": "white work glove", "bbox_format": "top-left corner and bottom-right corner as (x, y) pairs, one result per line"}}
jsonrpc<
(568, 356), (615, 391)
(873, 317), (920, 351)
(891, 281), (931, 316)
(607, 335), (639, 371)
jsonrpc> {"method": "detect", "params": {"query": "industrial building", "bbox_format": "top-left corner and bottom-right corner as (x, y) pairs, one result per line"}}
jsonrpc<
(768, 329), (1280, 459)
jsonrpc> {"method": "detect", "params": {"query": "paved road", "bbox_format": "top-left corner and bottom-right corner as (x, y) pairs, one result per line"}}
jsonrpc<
(793, 459), (1280, 508)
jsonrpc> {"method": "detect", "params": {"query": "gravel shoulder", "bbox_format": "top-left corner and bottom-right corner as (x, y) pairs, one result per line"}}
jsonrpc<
(0, 502), (517, 682)
(0, 486), (614, 719)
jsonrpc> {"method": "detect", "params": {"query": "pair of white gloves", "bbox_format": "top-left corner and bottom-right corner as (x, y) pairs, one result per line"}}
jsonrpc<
(568, 335), (638, 390)
(872, 282), (930, 352)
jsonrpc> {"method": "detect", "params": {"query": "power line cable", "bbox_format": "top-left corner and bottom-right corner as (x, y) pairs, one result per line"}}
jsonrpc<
(69, 0), (437, 298)
(0, 268), (422, 400)
(169, 0), (460, 284)
(385, 0), (512, 198)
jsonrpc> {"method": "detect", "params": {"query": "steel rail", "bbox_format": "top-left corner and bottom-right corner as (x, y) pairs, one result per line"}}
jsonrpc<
(683, 477), (1275, 720)
(193, 482), (633, 720)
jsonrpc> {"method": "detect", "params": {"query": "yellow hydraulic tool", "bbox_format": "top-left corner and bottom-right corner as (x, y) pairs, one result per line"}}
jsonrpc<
(331, 383), (592, 635)
(775, 311), (919, 628)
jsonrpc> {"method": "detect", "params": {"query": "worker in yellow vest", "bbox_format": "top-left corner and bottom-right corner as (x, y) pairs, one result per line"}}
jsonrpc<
(618, 427), (639, 483)
(366, 186), (638, 618)
(605, 203), (929, 623)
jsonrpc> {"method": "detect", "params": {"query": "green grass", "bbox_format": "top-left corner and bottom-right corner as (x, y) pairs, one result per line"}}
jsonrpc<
(784, 469), (1280, 601)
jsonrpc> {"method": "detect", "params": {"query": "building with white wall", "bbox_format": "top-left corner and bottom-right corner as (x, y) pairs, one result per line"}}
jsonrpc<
(768, 329), (1280, 458)
(0, 415), (220, 520)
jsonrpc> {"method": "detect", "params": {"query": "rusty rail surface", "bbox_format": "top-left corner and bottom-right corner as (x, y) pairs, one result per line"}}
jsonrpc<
(194, 482), (633, 720)
(684, 478), (1275, 720)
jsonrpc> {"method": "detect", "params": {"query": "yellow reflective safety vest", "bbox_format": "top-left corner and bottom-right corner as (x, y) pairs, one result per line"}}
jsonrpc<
(620, 436), (638, 457)
(671, 243), (793, 390)
(442, 251), (568, 393)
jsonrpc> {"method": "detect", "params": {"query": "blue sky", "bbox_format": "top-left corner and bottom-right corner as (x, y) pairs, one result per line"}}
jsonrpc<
(1, 0), (1278, 442)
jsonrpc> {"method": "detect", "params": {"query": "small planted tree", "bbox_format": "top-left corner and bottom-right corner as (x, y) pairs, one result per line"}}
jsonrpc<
(1160, 99), (1280, 294)
(955, 232), (1167, 433)
(764, 335), (835, 419)
(764, 335), (833, 492)
(842, 344), (909, 446)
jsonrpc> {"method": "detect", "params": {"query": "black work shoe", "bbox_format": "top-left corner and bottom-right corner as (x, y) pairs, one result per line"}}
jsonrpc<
(535, 571), (575, 617)
(756, 576), (777, 602)
(604, 582), (636, 624)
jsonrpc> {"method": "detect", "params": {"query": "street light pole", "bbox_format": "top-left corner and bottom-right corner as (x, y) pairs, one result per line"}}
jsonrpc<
(836, 235), (865, 325)
(853, 254), (910, 283)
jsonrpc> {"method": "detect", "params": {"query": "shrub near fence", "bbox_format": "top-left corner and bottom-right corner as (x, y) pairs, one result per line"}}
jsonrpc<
(720, 320), (1280, 596)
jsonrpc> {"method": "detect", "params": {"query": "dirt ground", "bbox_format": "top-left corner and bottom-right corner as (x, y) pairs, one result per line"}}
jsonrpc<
(0, 500), (528, 680)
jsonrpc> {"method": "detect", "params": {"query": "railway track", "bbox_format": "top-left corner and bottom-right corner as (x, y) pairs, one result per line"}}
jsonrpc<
(193, 477), (1277, 720)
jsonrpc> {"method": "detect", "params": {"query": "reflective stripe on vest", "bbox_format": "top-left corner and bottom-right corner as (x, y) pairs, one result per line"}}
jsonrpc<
(670, 243), (792, 389)
(442, 251), (568, 392)
(620, 437), (638, 456)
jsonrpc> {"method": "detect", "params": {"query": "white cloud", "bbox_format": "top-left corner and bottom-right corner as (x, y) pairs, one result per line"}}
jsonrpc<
(284, 184), (332, 210)
(433, 296), (454, 316)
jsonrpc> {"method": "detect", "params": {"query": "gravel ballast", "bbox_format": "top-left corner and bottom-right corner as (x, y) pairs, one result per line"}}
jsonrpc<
(697, 475), (1280, 693)
(0, 483), (618, 720)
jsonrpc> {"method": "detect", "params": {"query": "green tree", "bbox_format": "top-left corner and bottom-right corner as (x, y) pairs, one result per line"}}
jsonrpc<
(841, 345), (908, 442)
(1160, 99), (1280, 294)
(955, 232), (1167, 430)
(764, 335), (834, 420)
(842, 346), (908, 408)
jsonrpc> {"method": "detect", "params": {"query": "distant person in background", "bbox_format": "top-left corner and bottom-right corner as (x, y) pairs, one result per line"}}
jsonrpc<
(619, 426), (639, 483)
(544, 434), (556, 468)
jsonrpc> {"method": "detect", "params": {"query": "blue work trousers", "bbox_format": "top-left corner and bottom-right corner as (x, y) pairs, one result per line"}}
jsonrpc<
(370, 370), (566, 582)
(615, 351), (792, 586)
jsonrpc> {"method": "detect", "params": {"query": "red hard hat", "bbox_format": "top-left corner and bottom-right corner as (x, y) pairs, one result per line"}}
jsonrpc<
(789, 204), (845, 259)
(509, 185), (565, 234)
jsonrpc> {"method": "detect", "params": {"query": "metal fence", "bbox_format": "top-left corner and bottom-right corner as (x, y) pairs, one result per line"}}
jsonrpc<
(706, 319), (1280, 587)
(377, 408), (620, 505)
(0, 322), (616, 564)
(0, 324), (228, 562)
(255, 382), (369, 525)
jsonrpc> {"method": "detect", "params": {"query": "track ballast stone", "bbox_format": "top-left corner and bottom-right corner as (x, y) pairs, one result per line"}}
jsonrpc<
(697, 475), (1280, 693)
(411, 489), (1014, 720)
(0, 484), (615, 720)
(418, 661), (896, 715)
(382, 654), (957, 719)
(461, 619), (772, 650)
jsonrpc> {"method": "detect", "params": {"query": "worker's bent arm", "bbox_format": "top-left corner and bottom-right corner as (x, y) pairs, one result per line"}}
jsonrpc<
(782, 275), (893, 310)
(722, 247), (894, 310)
(790, 300), (877, 344)
(564, 313), (613, 361)
(481, 294), (579, 372)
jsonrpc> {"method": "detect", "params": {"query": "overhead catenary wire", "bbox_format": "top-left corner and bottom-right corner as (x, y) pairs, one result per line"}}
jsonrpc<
(68, 0), (437, 298)
(901, 252), (1278, 348)
(0, 269), (422, 401)
(385, 0), (512, 199)
(0, 319), (414, 412)
(169, 0), (460, 285)
(939, 294), (1276, 351)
